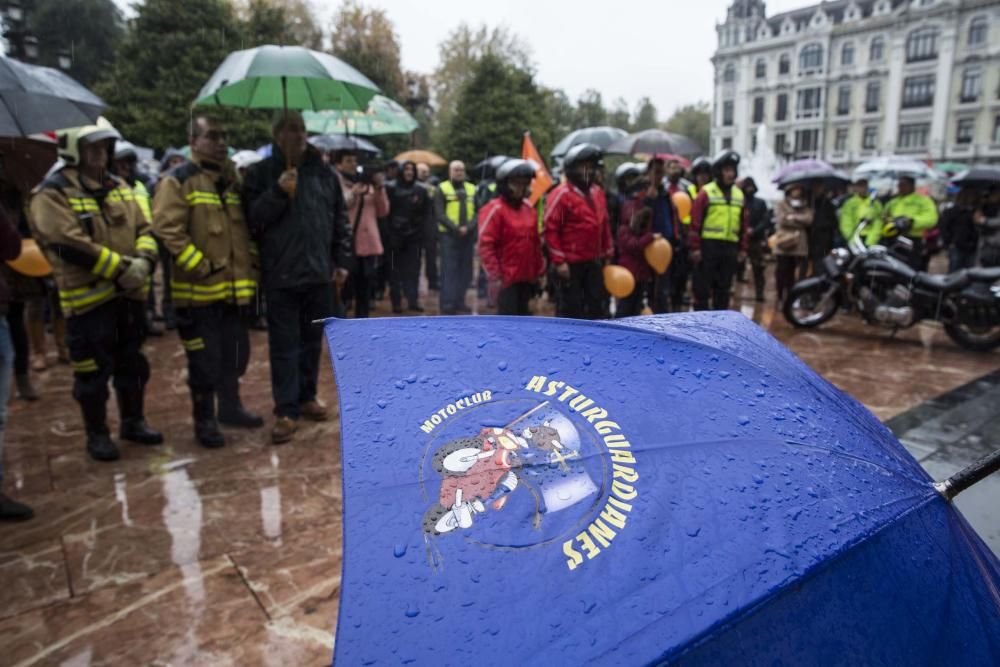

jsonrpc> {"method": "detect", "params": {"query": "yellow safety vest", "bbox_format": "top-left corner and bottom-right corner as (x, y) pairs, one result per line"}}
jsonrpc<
(700, 182), (744, 243)
(132, 179), (152, 223)
(439, 180), (476, 233)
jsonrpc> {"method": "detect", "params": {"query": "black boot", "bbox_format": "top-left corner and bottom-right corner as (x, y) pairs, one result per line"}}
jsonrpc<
(217, 377), (263, 428)
(0, 493), (33, 521)
(117, 388), (163, 445)
(81, 398), (119, 462)
(192, 391), (225, 448)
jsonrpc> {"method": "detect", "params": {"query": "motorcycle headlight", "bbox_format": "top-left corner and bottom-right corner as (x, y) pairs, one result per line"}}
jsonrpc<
(832, 248), (851, 265)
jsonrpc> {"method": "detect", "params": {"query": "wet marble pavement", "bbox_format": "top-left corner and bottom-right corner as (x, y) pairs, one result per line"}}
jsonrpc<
(1, 279), (998, 665)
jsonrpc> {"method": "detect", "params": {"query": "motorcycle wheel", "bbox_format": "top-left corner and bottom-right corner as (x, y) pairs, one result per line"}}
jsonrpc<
(432, 438), (483, 477)
(422, 503), (453, 535)
(783, 282), (841, 328)
(944, 322), (1000, 351)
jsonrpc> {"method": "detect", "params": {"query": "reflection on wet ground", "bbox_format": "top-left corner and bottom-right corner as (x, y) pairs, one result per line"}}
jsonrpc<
(1, 280), (997, 664)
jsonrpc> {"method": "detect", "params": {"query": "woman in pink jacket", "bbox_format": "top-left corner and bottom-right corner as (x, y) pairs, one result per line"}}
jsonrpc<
(334, 151), (389, 318)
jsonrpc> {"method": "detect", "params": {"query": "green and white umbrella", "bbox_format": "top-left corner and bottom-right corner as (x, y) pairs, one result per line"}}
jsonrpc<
(194, 45), (380, 112)
(303, 95), (418, 136)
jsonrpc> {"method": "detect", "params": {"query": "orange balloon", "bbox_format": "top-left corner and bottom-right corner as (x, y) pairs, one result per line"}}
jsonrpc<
(6, 239), (52, 277)
(671, 191), (692, 221)
(639, 305), (653, 315)
(644, 237), (673, 275)
(603, 264), (635, 298)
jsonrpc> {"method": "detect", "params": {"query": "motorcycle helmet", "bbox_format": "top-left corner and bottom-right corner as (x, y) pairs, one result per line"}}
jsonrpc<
(495, 158), (536, 200)
(58, 116), (121, 167)
(113, 140), (138, 162)
(711, 149), (741, 176)
(689, 156), (712, 178)
(563, 143), (603, 188)
(614, 162), (642, 189)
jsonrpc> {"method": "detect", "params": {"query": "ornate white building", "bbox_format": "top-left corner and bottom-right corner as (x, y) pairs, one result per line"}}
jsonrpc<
(710, 0), (1000, 167)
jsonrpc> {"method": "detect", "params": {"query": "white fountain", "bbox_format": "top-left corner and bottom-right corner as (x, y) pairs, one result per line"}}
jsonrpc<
(742, 124), (784, 203)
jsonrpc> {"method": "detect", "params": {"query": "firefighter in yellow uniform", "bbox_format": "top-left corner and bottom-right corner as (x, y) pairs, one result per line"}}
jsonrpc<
(152, 116), (261, 448)
(29, 119), (162, 462)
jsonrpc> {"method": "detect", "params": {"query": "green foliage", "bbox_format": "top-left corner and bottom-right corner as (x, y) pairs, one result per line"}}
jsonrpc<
(20, 0), (124, 88)
(663, 102), (710, 154)
(573, 89), (607, 129)
(632, 97), (658, 132)
(444, 54), (552, 169)
(329, 0), (405, 100)
(607, 97), (630, 131)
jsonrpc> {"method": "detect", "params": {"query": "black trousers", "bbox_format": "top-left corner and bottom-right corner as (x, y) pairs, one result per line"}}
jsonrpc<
(66, 298), (149, 432)
(616, 280), (650, 318)
(669, 246), (690, 311)
(748, 239), (767, 297)
(388, 240), (421, 309)
(423, 218), (439, 290)
(6, 301), (28, 375)
(556, 260), (607, 319)
(351, 256), (377, 319)
(775, 255), (808, 304)
(498, 282), (534, 316)
(693, 239), (739, 311)
(265, 282), (334, 419)
(175, 302), (250, 400)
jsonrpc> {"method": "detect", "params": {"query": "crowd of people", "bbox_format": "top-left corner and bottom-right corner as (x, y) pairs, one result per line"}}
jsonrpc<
(1, 109), (999, 522)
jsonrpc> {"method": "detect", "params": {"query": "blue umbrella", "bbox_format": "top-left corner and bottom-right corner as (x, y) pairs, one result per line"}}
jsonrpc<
(324, 312), (1000, 665)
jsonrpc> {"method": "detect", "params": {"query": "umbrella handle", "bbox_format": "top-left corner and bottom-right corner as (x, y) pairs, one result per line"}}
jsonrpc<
(933, 448), (1000, 501)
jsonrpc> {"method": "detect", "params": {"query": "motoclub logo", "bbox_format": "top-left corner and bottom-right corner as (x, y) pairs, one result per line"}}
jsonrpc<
(418, 377), (640, 571)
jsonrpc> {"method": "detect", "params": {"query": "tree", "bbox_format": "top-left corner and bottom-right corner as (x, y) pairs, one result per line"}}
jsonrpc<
(444, 54), (553, 168)
(607, 97), (630, 131)
(573, 89), (606, 129)
(663, 102), (711, 155)
(96, 0), (265, 150)
(20, 0), (124, 87)
(541, 87), (576, 152)
(632, 97), (659, 132)
(329, 0), (405, 100)
(431, 23), (533, 147)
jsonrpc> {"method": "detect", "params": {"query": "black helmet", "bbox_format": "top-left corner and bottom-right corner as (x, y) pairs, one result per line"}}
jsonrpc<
(614, 162), (641, 187)
(711, 149), (741, 174)
(495, 159), (536, 199)
(563, 143), (604, 170)
(690, 156), (712, 176)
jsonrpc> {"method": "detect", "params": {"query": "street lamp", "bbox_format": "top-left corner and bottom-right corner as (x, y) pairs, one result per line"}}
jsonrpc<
(22, 34), (37, 60)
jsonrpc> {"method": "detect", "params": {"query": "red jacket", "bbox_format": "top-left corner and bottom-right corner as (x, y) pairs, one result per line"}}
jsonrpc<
(543, 182), (613, 264)
(479, 197), (544, 287)
(689, 184), (750, 254)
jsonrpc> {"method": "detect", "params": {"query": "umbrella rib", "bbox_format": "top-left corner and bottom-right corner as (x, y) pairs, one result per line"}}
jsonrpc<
(305, 78), (318, 113)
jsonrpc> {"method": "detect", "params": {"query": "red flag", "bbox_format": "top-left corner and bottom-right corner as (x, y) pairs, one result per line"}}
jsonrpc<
(522, 132), (553, 206)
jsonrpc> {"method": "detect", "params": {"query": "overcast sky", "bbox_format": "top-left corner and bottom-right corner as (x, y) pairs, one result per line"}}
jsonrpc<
(118, 0), (807, 117)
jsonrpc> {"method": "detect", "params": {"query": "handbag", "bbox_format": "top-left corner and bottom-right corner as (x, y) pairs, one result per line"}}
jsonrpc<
(769, 228), (801, 252)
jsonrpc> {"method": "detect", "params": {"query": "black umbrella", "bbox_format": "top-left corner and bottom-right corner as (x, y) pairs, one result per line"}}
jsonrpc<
(551, 126), (628, 159)
(0, 135), (58, 192)
(778, 166), (851, 189)
(472, 155), (510, 180)
(308, 134), (381, 156)
(950, 165), (1000, 189)
(606, 129), (702, 157)
(0, 55), (105, 136)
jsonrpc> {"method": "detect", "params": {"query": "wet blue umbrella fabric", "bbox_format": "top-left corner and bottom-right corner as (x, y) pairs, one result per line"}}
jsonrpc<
(324, 311), (1000, 666)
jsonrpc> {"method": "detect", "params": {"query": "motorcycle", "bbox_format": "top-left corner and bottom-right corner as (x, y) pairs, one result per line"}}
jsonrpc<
(783, 220), (1000, 351)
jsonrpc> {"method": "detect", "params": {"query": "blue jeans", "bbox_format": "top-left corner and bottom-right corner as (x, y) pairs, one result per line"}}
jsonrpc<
(439, 233), (474, 312)
(0, 318), (12, 485)
(948, 247), (976, 273)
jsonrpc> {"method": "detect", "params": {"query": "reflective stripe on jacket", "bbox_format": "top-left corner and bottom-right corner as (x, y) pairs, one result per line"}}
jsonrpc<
(152, 158), (257, 308)
(438, 180), (477, 233)
(700, 182), (745, 243)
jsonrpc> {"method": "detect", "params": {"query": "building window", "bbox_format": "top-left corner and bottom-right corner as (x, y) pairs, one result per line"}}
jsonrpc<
(870, 37), (884, 62)
(906, 27), (938, 62)
(776, 93), (788, 121)
(960, 68), (981, 103)
(837, 85), (851, 115)
(751, 132), (758, 152)
(796, 87), (823, 118)
(898, 123), (930, 150)
(723, 63), (736, 83)
(722, 137), (733, 149)
(865, 81), (881, 112)
(794, 129), (820, 156)
(779, 53), (790, 74)
(799, 43), (824, 71)
(994, 116), (1000, 143)
(902, 75), (935, 108)
(863, 126), (878, 149)
(841, 42), (855, 66)
(752, 96), (765, 123)
(968, 17), (987, 46)
(956, 118), (974, 144)
(775, 132), (787, 155)
(835, 128), (849, 152)
(755, 58), (766, 79)
(723, 100), (734, 126)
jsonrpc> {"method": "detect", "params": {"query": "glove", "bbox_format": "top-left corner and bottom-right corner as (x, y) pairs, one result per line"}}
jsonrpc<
(193, 256), (227, 279)
(116, 257), (152, 290)
(894, 217), (913, 234)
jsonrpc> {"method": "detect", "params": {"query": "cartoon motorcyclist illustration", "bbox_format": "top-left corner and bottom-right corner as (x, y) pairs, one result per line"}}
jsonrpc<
(423, 421), (576, 536)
